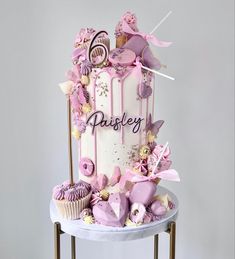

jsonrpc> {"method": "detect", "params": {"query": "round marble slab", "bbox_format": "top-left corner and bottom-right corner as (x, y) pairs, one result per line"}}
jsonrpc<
(50, 186), (179, 242)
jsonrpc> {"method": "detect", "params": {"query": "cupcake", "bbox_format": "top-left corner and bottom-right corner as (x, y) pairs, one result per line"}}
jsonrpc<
(53, 180), (92, 220)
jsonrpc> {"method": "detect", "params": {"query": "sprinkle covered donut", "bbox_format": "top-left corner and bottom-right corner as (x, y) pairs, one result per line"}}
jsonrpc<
(79, 157), (94, 176)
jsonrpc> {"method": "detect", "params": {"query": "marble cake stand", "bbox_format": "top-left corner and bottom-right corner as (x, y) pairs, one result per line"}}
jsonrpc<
(50, 186), (179, 259)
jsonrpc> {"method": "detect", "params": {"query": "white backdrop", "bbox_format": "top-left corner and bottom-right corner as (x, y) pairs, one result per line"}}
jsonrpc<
(0, 0), (234, 259)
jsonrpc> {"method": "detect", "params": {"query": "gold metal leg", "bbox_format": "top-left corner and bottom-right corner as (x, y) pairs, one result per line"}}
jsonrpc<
(71, 236), (76, 259)
(154, 234), (159, 259)
(54, 222), (62, 259)
(167, 222), (176, 259)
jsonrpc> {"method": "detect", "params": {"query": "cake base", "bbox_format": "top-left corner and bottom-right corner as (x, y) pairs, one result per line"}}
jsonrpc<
(50, 186), (178, 242)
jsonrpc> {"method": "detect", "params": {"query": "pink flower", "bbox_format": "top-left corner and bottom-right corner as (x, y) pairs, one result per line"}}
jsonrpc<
(122, 11), (137, 25)
(115, 12), (138, 37)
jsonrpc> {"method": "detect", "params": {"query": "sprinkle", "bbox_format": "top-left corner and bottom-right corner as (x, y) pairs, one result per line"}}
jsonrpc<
(83, 215), (95, 224)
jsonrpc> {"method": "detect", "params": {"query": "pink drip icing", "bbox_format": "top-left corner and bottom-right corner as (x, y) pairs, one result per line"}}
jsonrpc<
(146, 97), (149, 126)
(93, 82), (98, 175)
(146, 97), (149, 143)
(152, 76), (155, 119)
(79, 137), (82, 165)
(109, 78), (114, 116)
(92, 69), (113, 175)
(120, 79), (124, 144)
(118, 69), (132, 145)
(90, 68), (134, 163)
(139, 98), (142, 146)
(92, 69), (114, 174)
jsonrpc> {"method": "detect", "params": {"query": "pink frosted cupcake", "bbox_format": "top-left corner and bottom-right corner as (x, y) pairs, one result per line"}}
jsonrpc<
(53, 180), (92, 220)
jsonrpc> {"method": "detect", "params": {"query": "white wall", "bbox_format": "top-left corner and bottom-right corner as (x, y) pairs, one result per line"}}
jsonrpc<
(0, 0), (234, 259)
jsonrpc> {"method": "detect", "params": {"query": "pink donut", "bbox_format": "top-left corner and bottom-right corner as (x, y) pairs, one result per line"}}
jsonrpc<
(79, 157), (94, 176)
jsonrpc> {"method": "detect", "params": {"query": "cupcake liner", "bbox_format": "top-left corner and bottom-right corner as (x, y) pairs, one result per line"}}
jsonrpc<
(54, 191), (92, 220)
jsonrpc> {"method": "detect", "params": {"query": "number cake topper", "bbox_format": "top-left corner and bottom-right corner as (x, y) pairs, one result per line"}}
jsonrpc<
(88, 30), (109, 67)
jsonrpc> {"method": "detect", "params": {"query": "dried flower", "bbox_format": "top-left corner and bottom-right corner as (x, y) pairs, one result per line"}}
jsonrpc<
(72, 127), (81, 140)
(147, 130), (155, 143)
(83, 215), (95, 224)
(82, 103), (92, 114)
(99, 189), (109, 201)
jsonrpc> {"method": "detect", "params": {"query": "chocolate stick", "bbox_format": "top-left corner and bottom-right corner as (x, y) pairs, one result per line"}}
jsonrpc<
(141, 64), (175, 81)
(67, 97), (74, 185)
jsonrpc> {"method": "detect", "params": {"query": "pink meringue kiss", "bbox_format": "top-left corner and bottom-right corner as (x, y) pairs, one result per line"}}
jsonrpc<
(150, 200), (167, 216)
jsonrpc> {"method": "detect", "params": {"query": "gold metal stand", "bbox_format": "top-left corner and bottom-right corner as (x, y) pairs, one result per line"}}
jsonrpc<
(71, 236), (76, 259)
(154, 234), (159, 259)
(54, 222), (63, 259)
(168, 221), (176, 259)
(54, 221), (176, 259)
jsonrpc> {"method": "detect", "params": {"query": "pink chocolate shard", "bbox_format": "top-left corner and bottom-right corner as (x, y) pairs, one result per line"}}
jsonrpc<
(91, 174), (108, 191)
(122, 180), (134, 193)
(129, 181), (156, 206)
(109, 166), (121, 186)
(119, 170), (134, 190)
(93, 193), (129, 227)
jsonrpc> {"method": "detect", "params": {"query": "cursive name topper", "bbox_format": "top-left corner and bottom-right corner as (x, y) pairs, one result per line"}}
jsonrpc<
(86, 111), (144, 134)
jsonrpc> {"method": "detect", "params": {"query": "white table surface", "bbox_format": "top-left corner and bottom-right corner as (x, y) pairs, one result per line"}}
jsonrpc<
(50, 186), (179, 242)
